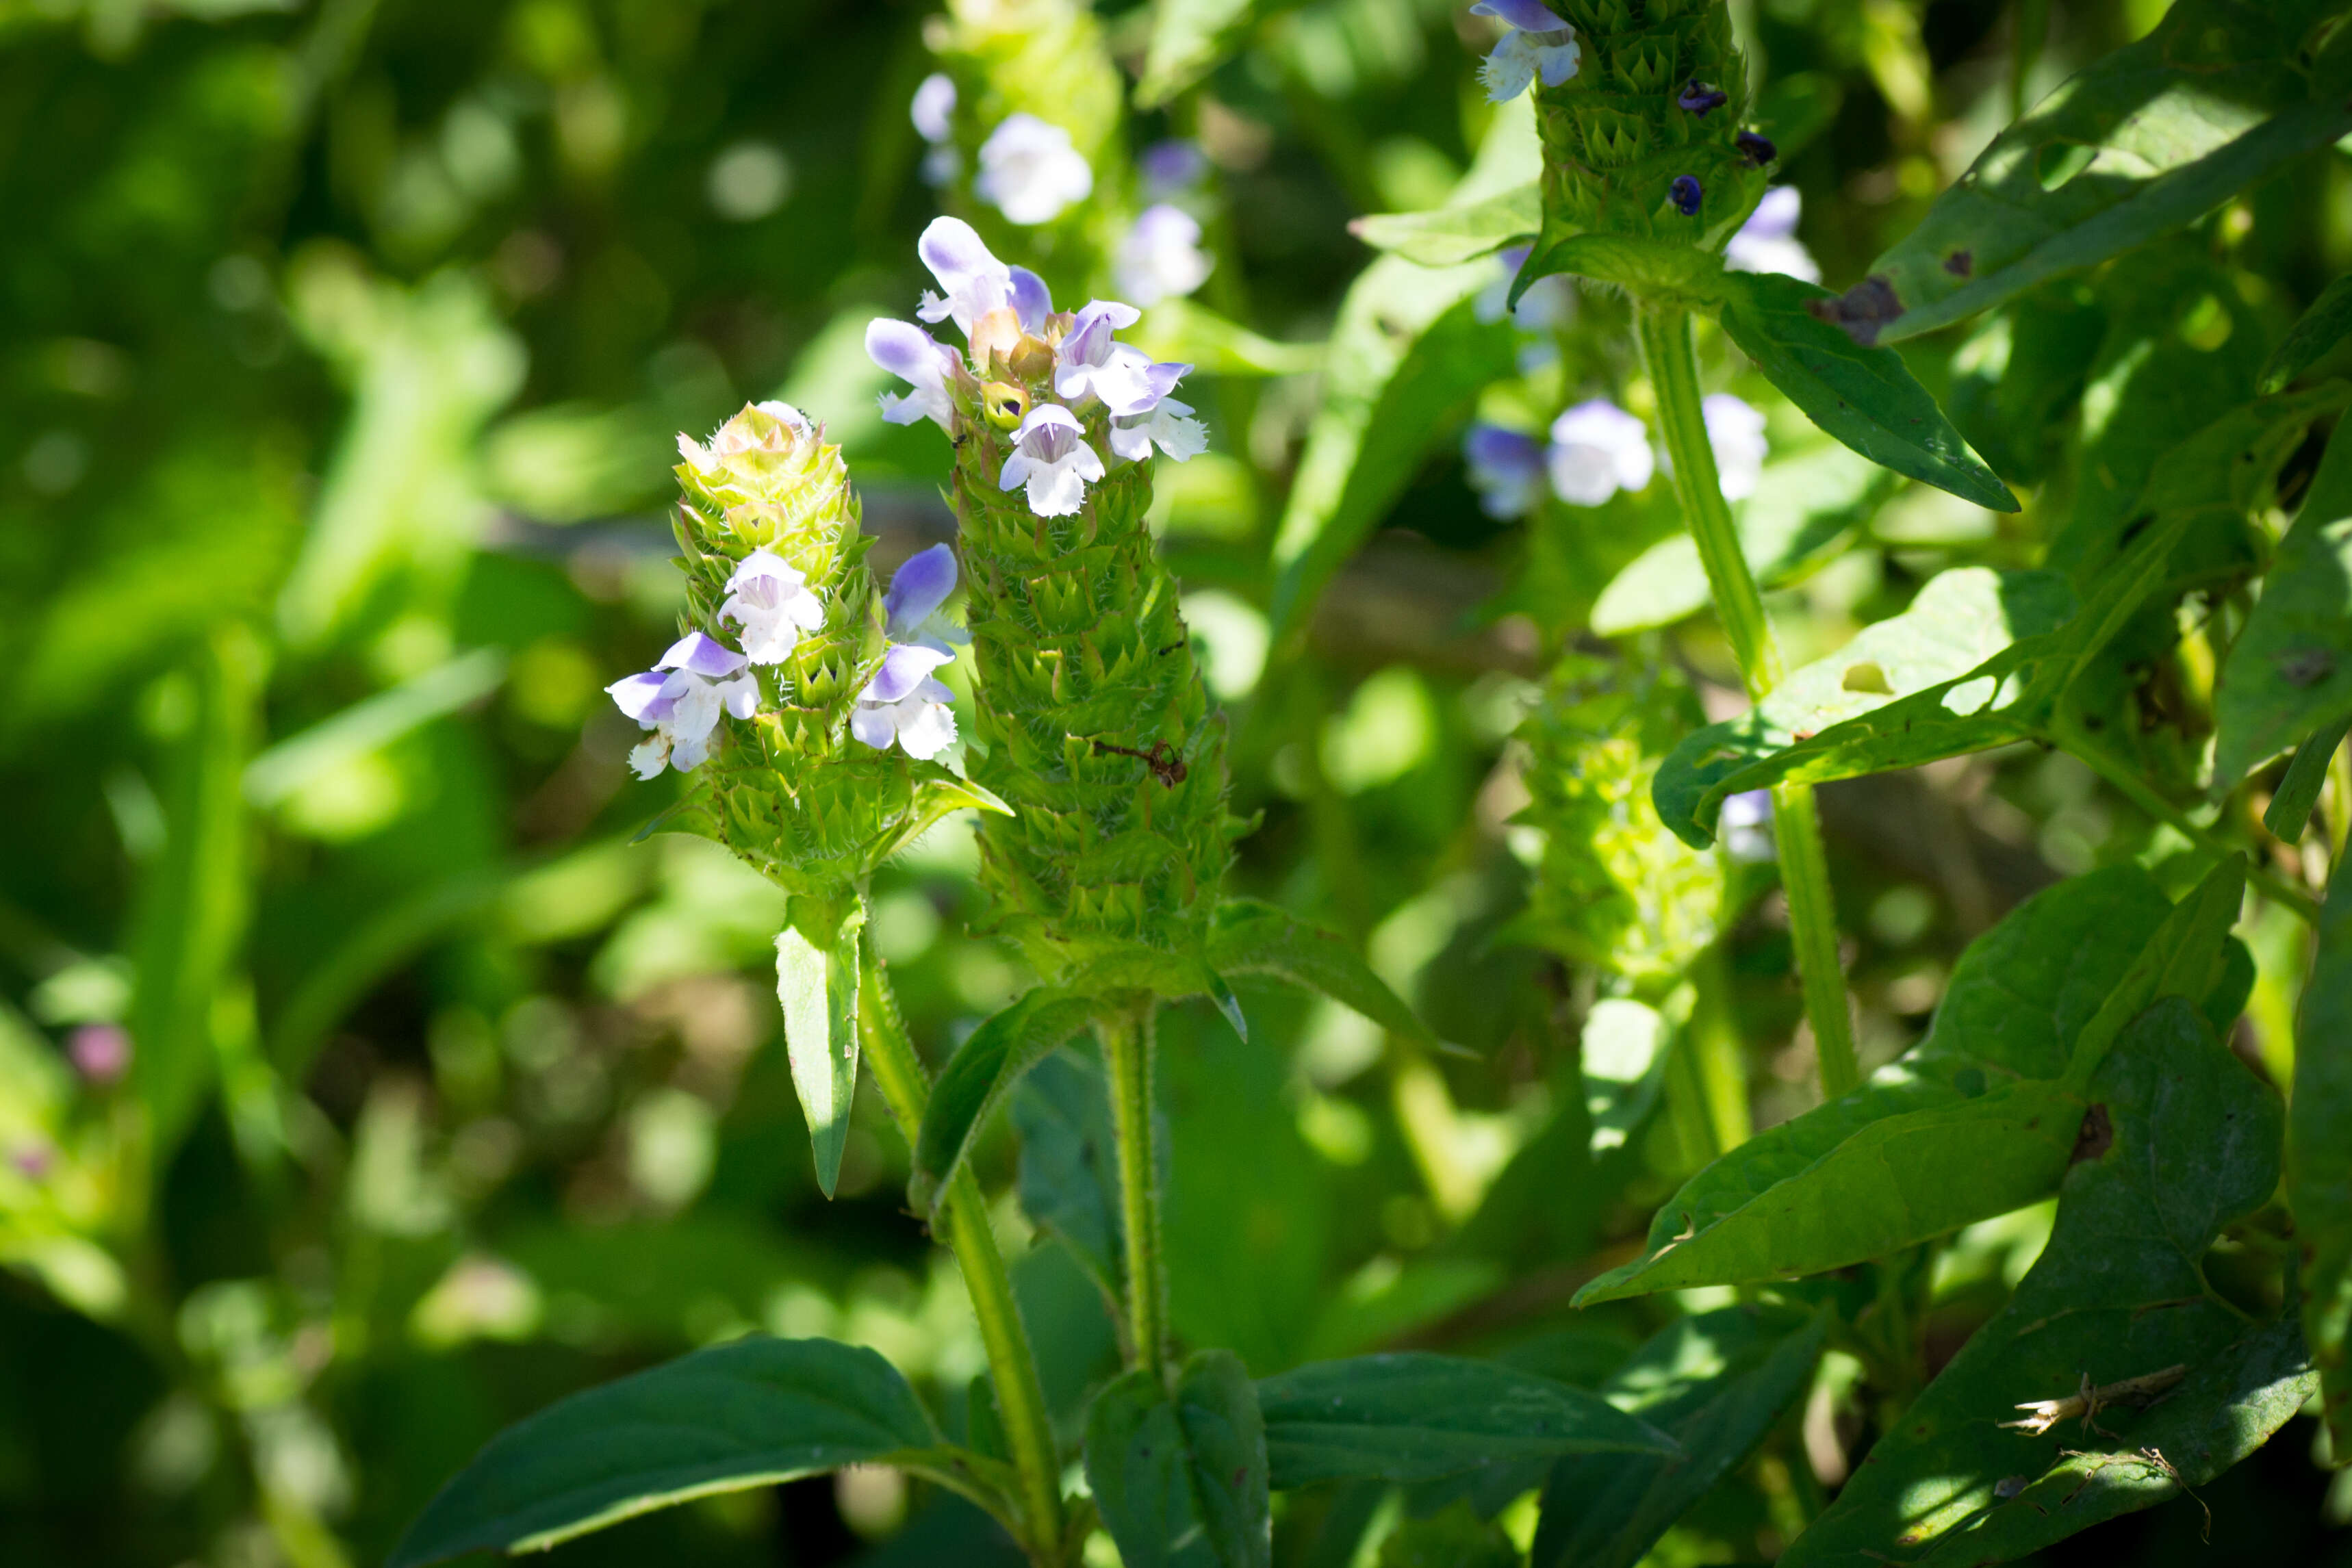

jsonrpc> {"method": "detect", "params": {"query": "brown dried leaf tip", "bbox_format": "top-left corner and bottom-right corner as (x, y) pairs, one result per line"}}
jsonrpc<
(2000, 1364), (2187, 1437)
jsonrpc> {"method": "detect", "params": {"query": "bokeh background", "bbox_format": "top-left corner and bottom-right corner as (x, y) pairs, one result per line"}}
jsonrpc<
(4, 0), (2351, 1563)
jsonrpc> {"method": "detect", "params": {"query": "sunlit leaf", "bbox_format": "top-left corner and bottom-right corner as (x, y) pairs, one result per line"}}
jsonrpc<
(1349, 182), (1539, 268)
(1205, 899), (1434, 1047)
(1012, 1051), (1125, 1300)
(776, 901), (865, 1198)
(910, 986), (1099, 1216)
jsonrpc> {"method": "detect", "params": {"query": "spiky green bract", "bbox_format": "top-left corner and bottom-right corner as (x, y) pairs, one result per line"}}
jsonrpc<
(1519, 0), (1769, 296)
(669, 403), (975, 936)
(1507, 652), (1722, 995)
(949, 403), (1232, 994)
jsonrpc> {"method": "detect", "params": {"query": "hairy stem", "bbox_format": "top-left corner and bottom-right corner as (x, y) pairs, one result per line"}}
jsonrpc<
(856, 955), (1064, 1560)
(1637, 303), (1861, 1098)
(1099, 1001), (1170, 1380)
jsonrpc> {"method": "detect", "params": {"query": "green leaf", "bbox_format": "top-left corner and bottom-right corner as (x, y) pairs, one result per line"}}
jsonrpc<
(1205, 899), (1435, 1048)
(2262, 270), (2352, 394)
(389, 1337), (975, 1567)
(2294, 851), (2352, 1457)
(910, 986), (1099, 1216)
(2262, 717), (2350, 840)
(1533, 1307), (1829, 1568)
(242, 648), (505, 810)
(1136, 0), (1292, 108)
(1266, 102), (1537, 638)
(775, 901), (865, 1198)
(1713, 270), (2017, 511)
(2215, 414), (2352, 785)
(127, 626), (262, 1162)
(1011, 1051), (1125, 1300)
(1591, 442), (1901, 636)
(1348, 182), (1539, 268)
(1084, 1350), (1270, 1568)
(1130, 298), (1323, 378)
(2059, 856), (2247, 1090)
(1821, 0), (2352, 346)
(1575, 863), (2232, 1305)
(1510, 235), (1728, 308)
(1749, 70), (1844, 164)
(1779, 999), (2296, 1565)
(1653, 568), (2077, 846)
(1945, 281), (2106, 487)
(1257, 1353), (1674, 1488)
(860, 773), (1016, 869)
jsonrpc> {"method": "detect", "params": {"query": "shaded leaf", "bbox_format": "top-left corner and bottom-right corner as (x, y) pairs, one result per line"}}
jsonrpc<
(1780, 1000), (2295, 1564)
(1714, 269), (2017, 511)
(2261, 716), (2349, 840)
(1205, 898), (1434, 1047)
(910, 986), (1098, 1216)
(2263, 269), (2352, 394)
(1592, 442), (1900, 636)
(1084, 1350), (1270, 1568)
(1012, 1051), (1124, 1300)
(2294, 850), (2352, 1455)
(1348, 182), (1539, 268)
(390, 1337), (977, 1566)
(776, 901), (865, 1198)
(1137, 0), (1292, 108)
(1576, 862), (2246, 1304)
(1826, 0), (2352, 345)
(1257, 1353), (1673, 1488)
(1533, 1307), (1829, 1568)
(1945, 281), (2106, 487)
(2215, 414), (2352, 785)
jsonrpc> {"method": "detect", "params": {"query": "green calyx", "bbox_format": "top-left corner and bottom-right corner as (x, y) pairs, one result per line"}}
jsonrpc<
(1518, 0), (1770, 300)
(945, 341), (1234, 991)
(671, 402), (992, 900)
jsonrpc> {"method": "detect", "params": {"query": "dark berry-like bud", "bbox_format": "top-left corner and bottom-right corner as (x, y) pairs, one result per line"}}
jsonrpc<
(1736, 131), (1778, 166)
(1670, 175), (1702, 216)
(1677, 79), (1728, 114)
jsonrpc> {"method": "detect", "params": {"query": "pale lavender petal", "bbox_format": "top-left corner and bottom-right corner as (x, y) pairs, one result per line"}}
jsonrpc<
(1744, 185), (1802, 241)
(884, 543), (959, 635)
(1009, 267), (1053, 331)
(917, 216), (1003, 296)
(910, 73), (956, 143)
(1072, 299), (1142, 335)
(606, 670), (674, 724)
(867, 318), (950, 385)
(1014, 402), (1084, 444)
(1464, 424), (1543, 476)
(1470, 0), (1569, 30)
(1139, 139), (1208, 196)
(850, 704), (896, 751)
(865, 643), (956, 704)
(657, 631), (747, 678)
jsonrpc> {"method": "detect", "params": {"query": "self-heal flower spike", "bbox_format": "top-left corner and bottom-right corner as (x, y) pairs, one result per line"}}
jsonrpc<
(1463, 424), (1546, 519)
(1548, 399), (1654, 506)
(1725, 186), (1820, 283)
(1115, 205), (1214, 307)
(1472, 0), (1579, 103)
(975, 112), (1094, 226)
(609, 632), (760, 778)
(1002, 404), (1105, 517)
(882, 543), (970, 656)
(721, 549), (826, 665)
(853, 643), (959, 760)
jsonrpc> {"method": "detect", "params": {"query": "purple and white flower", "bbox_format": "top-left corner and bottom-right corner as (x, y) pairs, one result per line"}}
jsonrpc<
(852, 643), (959, 760)
(1719, 788), (1774, 862)
(69, 1023), (131, 1086)
(1055, 300), (1186, 415)
(719, 548), (826, 665)
(1001, 403), (1105, 516)
(1139, 139), (1210, 200)
(1110, 396), (1209, 463)
(911, 73), (960, 187)
(975, 113), (1094, 226)
(1115, 205), (1214, 307)
(1725, 186), (1820, 283)
(882, 543), (969, 657)
(1471, 0), (1581, 103)
(914, 216), (1017, 339)
(1548, 399), (1654, 506)
(606, 632), (760, 778)
(867, 318), (960, 430)
(1463, 424), (1546, 519)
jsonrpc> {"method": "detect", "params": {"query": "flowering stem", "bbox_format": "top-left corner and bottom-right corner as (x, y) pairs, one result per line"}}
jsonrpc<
(856, 953), (1064, 1560)
(1636, 303), (1860, 1100)
(1099, 1000), (1170, 1380)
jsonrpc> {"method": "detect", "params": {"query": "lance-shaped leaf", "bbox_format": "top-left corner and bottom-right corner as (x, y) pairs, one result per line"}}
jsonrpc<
(910, 986), (1098, 1216)
(1205, 899), (1435, 1049)
(1576, 861), (2245, 1306)
(2263, 270), (2352, 394)
(1084, 1350), (1270, 1568)
(1653, 568), (2076, 847)
(1532, 1307), (1829, 1568)
(2262, 717), (2351, 841)
(2295, 851), (2352, 1456)
(1349, 182), (1540, 268)
(1779, 999), (2297, 1565)
(776, 901), (865, 1198)
(1714, 270), (2017, 511)
(390, 1337), (997, 1567)
(2215, 415), (2352, 786)
(1817, 0), (2352, 346)
(1592, 442), (1900, 636)
(1267, 101), (1536, 638)
(860, 773), (1015, 869)
(1012, 1051), (1126, 1300)
(1257, 1353), (1674, 1488)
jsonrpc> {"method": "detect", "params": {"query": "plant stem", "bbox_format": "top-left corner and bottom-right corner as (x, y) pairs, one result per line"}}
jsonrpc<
(1637, 303), (1861, 1098)
(1099, 1001), (1170, 1380)
(856, 955), (1064, 1560)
